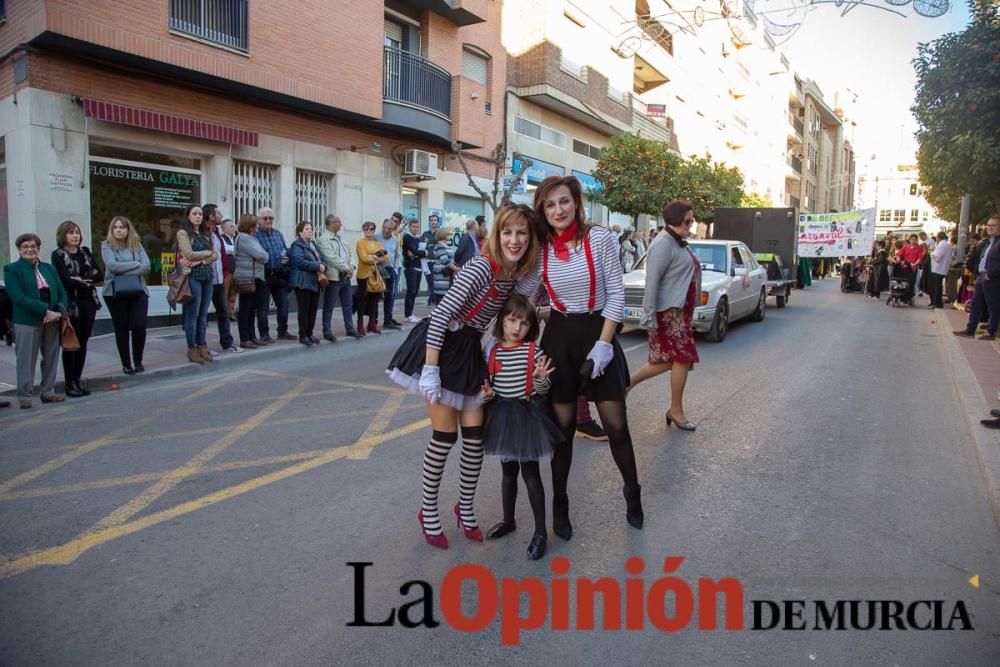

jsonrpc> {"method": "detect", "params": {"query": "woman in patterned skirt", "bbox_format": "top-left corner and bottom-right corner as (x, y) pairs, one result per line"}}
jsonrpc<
(629, 200), (700, 431)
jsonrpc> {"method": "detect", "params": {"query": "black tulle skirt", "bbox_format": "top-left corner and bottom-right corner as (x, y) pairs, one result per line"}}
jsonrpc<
(483, 396), (562, 463)
(386, 318), (488, 411)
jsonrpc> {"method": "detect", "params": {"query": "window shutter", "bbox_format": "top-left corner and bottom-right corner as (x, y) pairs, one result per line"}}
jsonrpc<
(462, 49), (488, 85)
(384, 20), (403, 46)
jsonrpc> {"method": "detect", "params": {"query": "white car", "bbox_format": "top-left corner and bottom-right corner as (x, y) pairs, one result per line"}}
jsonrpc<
(622, 239), (768, 342)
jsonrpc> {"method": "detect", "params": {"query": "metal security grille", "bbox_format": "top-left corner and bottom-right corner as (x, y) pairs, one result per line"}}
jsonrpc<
(169, 0), (249, 51)
(232, 160), (276, 222)
(295, 170), (332, 226)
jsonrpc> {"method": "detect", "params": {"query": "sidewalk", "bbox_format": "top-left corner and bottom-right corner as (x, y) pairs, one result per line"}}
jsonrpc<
(0, 300), (432, 397)
(937, 302), (1000, 526)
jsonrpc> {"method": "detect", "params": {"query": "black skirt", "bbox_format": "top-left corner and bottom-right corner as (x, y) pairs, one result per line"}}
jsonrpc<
(541, 310), (630, 403)
(483, 396), (562, 462)
(386, 318), (488, 410)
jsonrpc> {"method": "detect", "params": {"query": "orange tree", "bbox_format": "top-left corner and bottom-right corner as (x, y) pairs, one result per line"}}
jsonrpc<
(590, 132), (683, 226)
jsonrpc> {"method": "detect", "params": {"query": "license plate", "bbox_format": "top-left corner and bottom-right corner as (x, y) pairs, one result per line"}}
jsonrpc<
(624, 306), (643, 321)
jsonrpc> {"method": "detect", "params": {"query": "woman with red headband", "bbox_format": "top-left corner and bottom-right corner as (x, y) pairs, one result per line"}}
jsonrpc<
(532, 175), (643, 540)
(387, 205), (540, 550)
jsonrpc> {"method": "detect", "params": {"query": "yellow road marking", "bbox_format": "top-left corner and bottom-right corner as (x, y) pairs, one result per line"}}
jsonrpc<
(347, 391), (405, 460)
(90, 379), (311, 530)
(0, 404), (72, 434)
(248, 368), (397, 393)
(0, 378), (228, 494)
(0, 417), (430, 579)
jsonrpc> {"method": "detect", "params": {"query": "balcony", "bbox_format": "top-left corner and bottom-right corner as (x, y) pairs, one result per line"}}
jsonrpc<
(394, 0), (487, 26)
(381, 46), (452, 144)
(788, 111), (804, 137)
(169, 0), (249, 52)
(786, 155), (802, 179)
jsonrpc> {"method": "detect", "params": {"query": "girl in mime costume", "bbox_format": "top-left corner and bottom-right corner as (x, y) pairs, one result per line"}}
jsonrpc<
(386, 205), (540, 549)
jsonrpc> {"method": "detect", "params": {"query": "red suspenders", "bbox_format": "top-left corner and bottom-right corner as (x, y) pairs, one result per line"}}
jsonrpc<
(488, 341), (536, 398)
(463, 256), (500, 323)
(542, 233), (597, 313)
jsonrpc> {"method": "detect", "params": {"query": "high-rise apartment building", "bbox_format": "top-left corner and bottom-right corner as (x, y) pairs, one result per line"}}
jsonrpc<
(0, 0), (505, 315)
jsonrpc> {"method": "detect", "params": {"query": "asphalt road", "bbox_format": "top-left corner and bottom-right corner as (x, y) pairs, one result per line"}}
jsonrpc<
(1, 280), (998, 666)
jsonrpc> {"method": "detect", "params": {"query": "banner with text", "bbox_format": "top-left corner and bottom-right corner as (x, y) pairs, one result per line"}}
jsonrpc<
(798, 209), (876, 258)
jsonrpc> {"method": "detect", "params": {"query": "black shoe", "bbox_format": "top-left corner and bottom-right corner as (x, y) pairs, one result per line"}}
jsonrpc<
(990, 409), (1000, 418)
(486, 520), (517, 539)
(527, 534), (547, 560)
(280, 333), (297, 341)
(259, 335), (273, 344)
(385, 322), (401, 330)
(324, 333), (337, 343)
(390, 319), (403, 327)
(308, 336), (321, 345)
(346, 330), (362, 339)
(980, 418), (1000, 429)
(576, 421), (609, 441)
(299, 336), (313, 347)
(123, 366), (136, 375)
(624, 486), (644, 530)
(78, 380), (91, 396)
(65, 381), (85, 398)
(552, 495), (572, 541)
(134, 364), (145, 374)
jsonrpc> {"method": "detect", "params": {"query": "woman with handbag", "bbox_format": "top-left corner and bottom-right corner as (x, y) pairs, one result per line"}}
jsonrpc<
(176, 205), (218, 365)
(288, 221), (326, 346)
(101, 216), (151, 375)
(355, 221), (388, 335)
(53, 220), (102, 397)
(233, 214), (269, 349)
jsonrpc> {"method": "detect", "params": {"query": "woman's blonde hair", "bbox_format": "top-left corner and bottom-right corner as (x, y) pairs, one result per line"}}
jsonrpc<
(106, 216), (141, 253)
(434, 228), (451, 242)
(482, 205), (539, 279)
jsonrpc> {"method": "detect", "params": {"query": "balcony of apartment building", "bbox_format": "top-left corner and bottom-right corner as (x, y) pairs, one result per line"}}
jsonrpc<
(507, 41), (633, 136)
(381, 45), (453, 144)
(392, 0), (487, 26)
(787, 110), (804, 141)
(631, 96), (675, 149)
(786, 153), (803, 180)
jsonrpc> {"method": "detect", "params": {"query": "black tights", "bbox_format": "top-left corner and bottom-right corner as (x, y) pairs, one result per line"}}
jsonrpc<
(550, 399), (640, 514)
(500, 461), (546, 537)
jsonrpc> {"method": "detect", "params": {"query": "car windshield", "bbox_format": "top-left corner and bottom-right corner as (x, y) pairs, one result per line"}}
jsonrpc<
(632, 242), (728, 273)
(689, 243), (727, 273)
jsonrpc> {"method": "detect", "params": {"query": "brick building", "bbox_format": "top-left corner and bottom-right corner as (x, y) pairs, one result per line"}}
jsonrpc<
(0, 0), (505, 316)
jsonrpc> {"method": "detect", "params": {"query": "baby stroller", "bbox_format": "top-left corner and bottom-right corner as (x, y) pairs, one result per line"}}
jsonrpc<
(886, 265), (914, 307)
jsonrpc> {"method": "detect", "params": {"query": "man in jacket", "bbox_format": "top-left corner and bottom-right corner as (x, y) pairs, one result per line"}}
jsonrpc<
(380, 218), (402, 329)
(454, 218), (480, 267)
(203, 204), (237, 353)
(402, 218), (427, 323)
(255, 207), (294, 342)
(956, 216), (1000, 340)
(420, 214), (440, 306)
(316, 214), (360, 340)
(4, 233), (68, 408)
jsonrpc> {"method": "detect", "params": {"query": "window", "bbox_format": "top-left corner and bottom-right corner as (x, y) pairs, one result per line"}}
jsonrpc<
(909, 183), (919, 196)
(169, 0), (249, 51)
(443, 193), (485, 230)
(295, 170), (332, 227)
(462, 48), (488, 86)
(893, 209), (905, 223)
(879, 209), (891, 222)
(513, 115), (566, 149)
(233, 160), (276, 223)
(384, 19), (404, 49)
(572, 139), (604, 160)
(910, 209), (919, 222)
(922, 210), (929, 222)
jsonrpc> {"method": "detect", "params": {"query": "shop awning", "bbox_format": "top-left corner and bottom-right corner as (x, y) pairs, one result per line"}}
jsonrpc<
(82, 99), (259, 147)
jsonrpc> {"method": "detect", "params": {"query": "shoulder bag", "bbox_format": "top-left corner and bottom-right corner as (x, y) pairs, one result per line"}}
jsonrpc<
(110, 249), (145, 297)
(233, 235), (257, 294)
(166, 267), (193, 309)
(60, 315), (81, 351)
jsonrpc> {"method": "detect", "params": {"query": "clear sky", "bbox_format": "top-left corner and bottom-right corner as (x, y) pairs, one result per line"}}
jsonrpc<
(773, 0), (971, 174)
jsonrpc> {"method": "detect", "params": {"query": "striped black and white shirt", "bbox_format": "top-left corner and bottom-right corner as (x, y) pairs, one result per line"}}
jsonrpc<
(427, 255), (535, 351)
(489, 343), (550, 399)
(537, 225), (625, 323)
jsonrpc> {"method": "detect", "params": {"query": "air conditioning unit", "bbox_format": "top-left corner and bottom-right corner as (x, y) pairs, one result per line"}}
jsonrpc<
(404, 149), (438, 179)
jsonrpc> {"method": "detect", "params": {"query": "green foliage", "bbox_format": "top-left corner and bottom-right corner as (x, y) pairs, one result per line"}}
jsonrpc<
(740, 191), (773, 208)
(912, 0), (1000, 223)
(590, 135), (746, 225)
(590, 133), (682, 221)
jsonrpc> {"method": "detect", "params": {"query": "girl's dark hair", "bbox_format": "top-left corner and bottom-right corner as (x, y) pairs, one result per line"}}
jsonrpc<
(492, 293), (540, 343)
(181, 205), (206, 235)
(662, 200), (694, 228)
(532, 175), (589, 245)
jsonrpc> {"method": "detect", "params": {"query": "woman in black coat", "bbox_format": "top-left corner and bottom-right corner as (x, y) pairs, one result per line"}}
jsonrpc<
(52, 220), (102, 396)
(866, 240), (890, 299)
(288, 221), (325, 346)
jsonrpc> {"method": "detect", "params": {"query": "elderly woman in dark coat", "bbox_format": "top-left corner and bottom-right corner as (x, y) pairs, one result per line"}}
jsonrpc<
(288, 221), (325, 346)
(629, 200), (701, 431)
(233, 214), (269, 348)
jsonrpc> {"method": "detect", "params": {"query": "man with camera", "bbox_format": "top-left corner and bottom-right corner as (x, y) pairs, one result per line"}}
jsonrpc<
(255, 207), (295, 342)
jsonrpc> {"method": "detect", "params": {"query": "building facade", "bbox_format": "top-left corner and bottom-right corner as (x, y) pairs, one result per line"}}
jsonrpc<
(0, 0), (505, 315)
(857, 165), (947, 238)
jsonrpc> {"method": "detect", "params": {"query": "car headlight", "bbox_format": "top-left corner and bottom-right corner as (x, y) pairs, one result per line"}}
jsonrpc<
(700, 291), (710, 306)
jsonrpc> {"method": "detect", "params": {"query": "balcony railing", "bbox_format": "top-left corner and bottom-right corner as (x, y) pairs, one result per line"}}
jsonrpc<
(169, 0), (248, 51)
(383, 47), (452, 119)
(788, 111), (803, 136)
(787, 156), (802, 173)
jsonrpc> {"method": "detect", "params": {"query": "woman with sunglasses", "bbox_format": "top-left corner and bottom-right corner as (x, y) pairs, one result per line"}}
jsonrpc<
(629, 200), (700, 431)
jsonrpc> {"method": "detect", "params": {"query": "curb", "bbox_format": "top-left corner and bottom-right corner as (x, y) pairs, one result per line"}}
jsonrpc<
(936, 315), (1000, 529)
(0, 330), (404, 397)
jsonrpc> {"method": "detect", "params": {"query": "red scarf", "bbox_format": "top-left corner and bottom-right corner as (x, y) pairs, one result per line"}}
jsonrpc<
(550, 220), (579, 261)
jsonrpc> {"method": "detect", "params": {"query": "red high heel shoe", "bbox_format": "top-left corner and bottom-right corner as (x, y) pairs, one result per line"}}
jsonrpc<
(454, 503), (484, 542)
(417, 510), (448, 549)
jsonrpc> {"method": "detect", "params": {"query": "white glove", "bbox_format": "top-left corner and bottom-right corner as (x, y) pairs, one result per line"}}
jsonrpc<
(586, 340), (614, 379)
(419, 364), (442, 403)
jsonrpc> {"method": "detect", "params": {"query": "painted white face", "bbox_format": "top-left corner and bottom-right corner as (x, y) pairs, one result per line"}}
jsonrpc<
(542, 185), (576, 231)
(499, 217), (530, 264)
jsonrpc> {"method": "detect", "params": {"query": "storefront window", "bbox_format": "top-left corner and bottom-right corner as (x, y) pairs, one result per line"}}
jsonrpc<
(89, 147), (201, 286)
(401, 187), (420, 222)
(442, 193), (484, 236)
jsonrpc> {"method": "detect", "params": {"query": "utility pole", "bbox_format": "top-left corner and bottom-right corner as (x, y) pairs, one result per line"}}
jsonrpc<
(957, 193), (971, 258)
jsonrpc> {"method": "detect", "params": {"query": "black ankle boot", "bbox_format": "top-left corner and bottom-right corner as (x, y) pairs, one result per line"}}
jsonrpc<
(65, 380), (85, 398)
(552, 494), (572, 540)
(486, 520), (516, 539)
(624, 486), (644, 530)
(527, 534), (547, 560)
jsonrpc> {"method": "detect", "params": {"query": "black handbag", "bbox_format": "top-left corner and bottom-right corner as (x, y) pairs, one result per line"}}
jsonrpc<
(110, 249), (145, 297)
